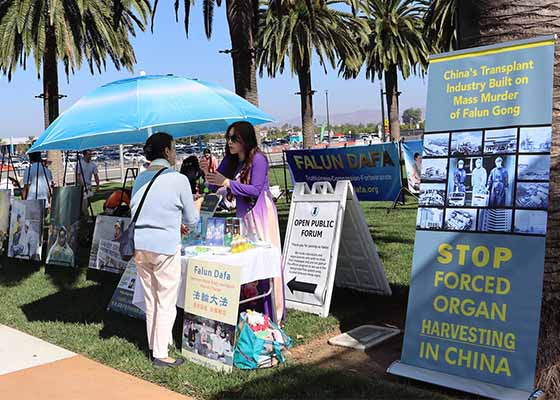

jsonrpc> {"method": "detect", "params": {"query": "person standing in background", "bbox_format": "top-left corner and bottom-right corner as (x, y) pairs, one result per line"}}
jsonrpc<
(180, 156), (207, 196)
(202, 148), (218, 173)
(76, 150), (100, 213)
(23, 152), (53, 207)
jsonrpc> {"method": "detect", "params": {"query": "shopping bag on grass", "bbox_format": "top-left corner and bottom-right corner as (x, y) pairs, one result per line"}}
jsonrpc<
(233, 311), (292, 369)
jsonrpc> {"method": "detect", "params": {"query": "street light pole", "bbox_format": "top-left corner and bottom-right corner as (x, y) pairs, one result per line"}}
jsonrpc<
(380, 83), (386, 142)
(325, 90), (331, 143)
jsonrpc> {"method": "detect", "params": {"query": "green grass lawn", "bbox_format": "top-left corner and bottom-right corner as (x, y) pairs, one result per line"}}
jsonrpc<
(0, 178), (456, 400)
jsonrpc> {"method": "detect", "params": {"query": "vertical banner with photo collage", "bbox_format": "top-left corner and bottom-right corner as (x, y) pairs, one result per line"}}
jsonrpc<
(46, 187), (82, 268)
(7, 200), (44, 261)
(0, 190), (11, 254)
(390, 37), (555, 399)
(402, 140), (424, 194)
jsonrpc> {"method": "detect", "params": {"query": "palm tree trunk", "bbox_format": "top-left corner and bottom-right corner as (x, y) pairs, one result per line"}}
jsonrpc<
(384, 65), (400, 141)
(297, 67), (315, 149)
(225, 0), (259, 107)
(457, 1), (560, 396)
(43, 24), (63, 187)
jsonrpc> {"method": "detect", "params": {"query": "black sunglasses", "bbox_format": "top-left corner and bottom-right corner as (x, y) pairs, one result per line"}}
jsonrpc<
(227, 134), (240, 143)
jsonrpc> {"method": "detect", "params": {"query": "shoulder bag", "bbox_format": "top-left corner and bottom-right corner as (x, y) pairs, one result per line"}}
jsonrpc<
(119, 168), (167, 261)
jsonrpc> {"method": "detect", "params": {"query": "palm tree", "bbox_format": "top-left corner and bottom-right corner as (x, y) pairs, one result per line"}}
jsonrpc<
(257, 1), (368, 148)
(359, 0), (429, 141)
(423, 0), (458, 53)
(427, 0), (560, 395)
(0, 0), (150, 185)
(150, 0), (367, 110)
(152, 0), (260, 106)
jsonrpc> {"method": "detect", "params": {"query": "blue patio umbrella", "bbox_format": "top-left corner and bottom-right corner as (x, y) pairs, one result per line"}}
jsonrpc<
(29, 74), (274, 152)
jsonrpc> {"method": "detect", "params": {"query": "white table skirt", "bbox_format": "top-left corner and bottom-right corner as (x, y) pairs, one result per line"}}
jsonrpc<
(132, 246), (282, 312)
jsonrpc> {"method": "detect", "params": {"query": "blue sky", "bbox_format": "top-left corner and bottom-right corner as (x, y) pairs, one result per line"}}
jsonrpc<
(0, 3), (428, 138)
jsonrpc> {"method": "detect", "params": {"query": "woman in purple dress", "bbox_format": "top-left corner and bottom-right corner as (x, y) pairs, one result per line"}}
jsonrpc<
(204, 121), (284, 322)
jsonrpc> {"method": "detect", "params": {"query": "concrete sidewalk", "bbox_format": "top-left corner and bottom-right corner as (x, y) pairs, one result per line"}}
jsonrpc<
(0, 325), (192, 400)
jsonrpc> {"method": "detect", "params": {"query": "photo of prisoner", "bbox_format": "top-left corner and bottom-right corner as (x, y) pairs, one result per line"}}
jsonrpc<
(447, 156), (515, 208)
(484, 128), (517, 154)
(515, 210), (547, 235)
(477, 209), (513, 233)
(8, 200), (44, 261)
(519, 126), (552, 153)
(46, 224), (78, 267)
(516, 183), (549, 209)
(419, 183), (446, 206)
(422, 133), (449, 157)
(416, 208), (444, 230)
(444, 208), (477, 231)
(421, 158), (447, 182)
(517, 155), (550, 181)
(89, 216), (131, 273)
(450, 131), (483, 156)
(182, 313), (235, 367)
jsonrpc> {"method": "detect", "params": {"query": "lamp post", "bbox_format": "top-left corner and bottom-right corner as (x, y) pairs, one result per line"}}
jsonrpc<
(325, 90), (331, 143)
(380, 83), (387, 142)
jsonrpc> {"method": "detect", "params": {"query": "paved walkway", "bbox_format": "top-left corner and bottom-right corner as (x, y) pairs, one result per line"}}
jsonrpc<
(0, 325), (192, 400)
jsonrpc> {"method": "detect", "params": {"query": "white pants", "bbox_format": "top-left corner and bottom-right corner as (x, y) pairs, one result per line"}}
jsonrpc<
(134, 247), (181, 359)
(82, 186), (93, 214)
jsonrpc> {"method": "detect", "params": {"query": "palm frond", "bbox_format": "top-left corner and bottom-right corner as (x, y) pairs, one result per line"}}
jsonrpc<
(257, 1), (369, 79)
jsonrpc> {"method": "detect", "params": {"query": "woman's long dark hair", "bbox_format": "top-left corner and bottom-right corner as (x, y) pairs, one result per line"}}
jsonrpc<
(222, 121), (260, 184)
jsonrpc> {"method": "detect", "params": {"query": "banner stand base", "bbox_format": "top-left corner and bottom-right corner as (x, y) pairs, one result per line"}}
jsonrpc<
(387, 360), (533, 400)
(386, 186), (417, 214)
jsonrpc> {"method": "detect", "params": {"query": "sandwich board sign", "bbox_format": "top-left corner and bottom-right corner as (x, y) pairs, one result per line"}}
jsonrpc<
(282, 180), (391, 317)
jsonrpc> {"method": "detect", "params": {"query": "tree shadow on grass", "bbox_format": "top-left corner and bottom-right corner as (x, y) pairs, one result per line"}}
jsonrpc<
(329, 285), (410, 334)
(99, 311), (149, 353)
(20, 282), (115, 324)
(19, 280), (151, 354)
(0, 257), (40, 287)
(210, 363), (452, 400)
(100, 306), (185, 357)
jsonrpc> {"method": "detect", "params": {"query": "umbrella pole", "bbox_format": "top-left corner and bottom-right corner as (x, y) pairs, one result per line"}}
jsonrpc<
(35, 157), (40, 200)
(119, 145), (124, 183)
(41, 162), (52, 200)
(63, 151), (69, 186)
(0, 146), (5, 190)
